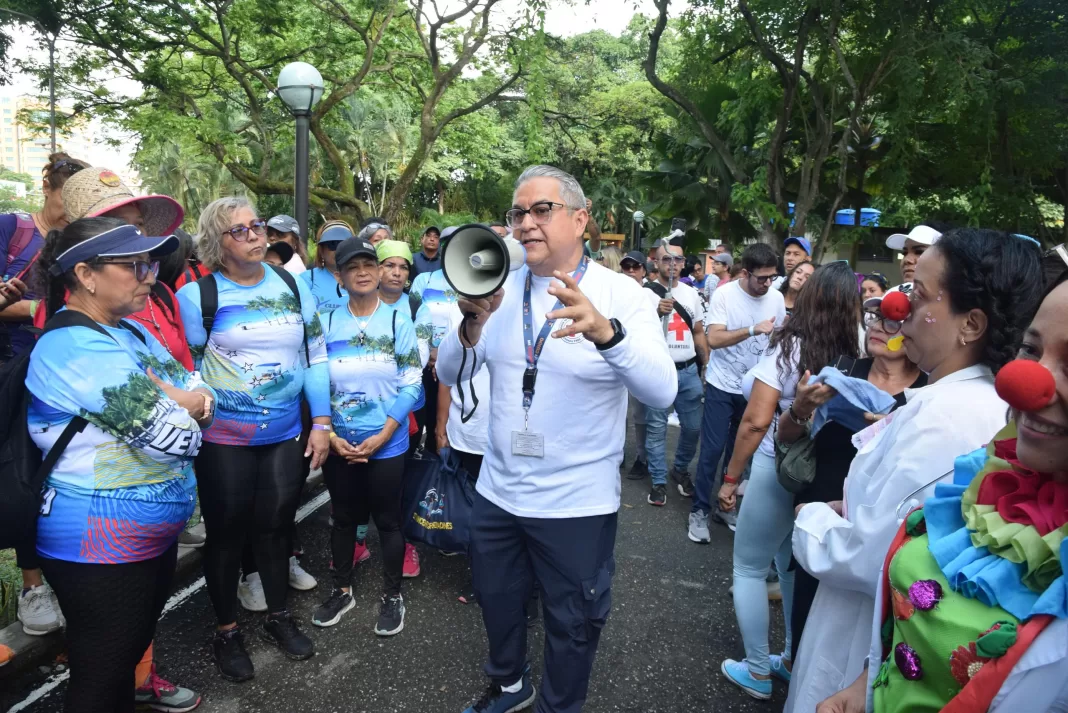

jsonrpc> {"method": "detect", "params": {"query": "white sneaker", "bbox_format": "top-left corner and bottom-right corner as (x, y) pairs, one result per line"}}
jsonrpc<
(237, 572), (267, 612)
(668, 412), (681, 427)
(288, 556), (317, 591)
(18, 584), (63, 636)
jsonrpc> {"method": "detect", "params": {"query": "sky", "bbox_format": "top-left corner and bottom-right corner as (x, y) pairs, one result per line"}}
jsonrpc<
(1, 0), (660, 179)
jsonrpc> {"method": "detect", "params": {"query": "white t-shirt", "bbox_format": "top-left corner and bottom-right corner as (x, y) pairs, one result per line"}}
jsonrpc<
(436, 261), (677, 518)
(284, 253), (307, 275)
(704, 281), (787, 394)
(643, 280), (703, 363)
(742, 342), (801, 457)
(442, 304), (489, 455)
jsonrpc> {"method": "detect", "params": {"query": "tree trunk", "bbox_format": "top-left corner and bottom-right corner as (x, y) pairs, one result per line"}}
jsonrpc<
(437, 179), (446, 214)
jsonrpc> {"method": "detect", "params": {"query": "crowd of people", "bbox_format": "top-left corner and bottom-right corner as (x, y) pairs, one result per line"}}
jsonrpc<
(0, 154), (1066, 713)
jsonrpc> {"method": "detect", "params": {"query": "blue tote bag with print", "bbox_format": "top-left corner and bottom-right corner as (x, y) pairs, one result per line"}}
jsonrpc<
(402, 448), (475, 553)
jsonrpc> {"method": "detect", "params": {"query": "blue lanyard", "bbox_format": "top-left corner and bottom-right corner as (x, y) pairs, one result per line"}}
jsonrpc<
(521, 258), (589, 419)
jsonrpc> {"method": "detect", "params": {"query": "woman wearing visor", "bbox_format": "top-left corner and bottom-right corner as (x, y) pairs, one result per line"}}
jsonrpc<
(29, 218), (214, 712)
(300, 221), (353, 314)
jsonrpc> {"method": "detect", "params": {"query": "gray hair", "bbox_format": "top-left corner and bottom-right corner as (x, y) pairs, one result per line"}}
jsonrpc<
(514, 165), (586, 210)
(197, 196), (256, 272)
(357, 223), (393, 242)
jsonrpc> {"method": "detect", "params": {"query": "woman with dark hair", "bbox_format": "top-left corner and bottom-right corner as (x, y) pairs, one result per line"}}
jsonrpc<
(785, 229), (1044, 712)
(779, 260), (815, 316)
(715, 262), (862, 699)
(860, 272), (889, 300)
(817, 266), (1068, 713)
(28, 218), (213, 712)
(157, 229), (195, 290)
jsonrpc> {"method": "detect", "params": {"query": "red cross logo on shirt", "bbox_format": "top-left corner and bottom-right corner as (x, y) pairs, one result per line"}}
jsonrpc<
(668, 311), (690, 341)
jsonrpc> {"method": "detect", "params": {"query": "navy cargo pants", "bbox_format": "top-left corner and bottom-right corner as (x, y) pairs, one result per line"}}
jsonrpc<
(471, 491), (617, 713)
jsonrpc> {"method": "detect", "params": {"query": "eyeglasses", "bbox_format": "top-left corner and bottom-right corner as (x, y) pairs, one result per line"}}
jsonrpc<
(223, 220), (267, 241)
(621, 262), (644, 271)
(505, 201), (568, 228)
(866, 314), (903, 335)
(749, 273), (777, 284)
(659, 256), (685, 265)
(95, 259), (160, 283)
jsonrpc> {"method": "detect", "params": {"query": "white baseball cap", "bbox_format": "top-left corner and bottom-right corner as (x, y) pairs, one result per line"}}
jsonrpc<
(886, 225), (942, 251)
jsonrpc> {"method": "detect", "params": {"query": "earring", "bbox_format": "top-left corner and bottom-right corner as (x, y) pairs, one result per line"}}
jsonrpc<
(959, 335), (966, 347)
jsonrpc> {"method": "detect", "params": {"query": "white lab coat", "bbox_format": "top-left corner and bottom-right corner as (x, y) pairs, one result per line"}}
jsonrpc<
(785, 365), (1008, 713)
(861, 572), (1068, 712)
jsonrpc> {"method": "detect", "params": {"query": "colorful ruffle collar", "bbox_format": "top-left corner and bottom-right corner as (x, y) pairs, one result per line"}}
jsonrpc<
(924, 422), (1068, 621)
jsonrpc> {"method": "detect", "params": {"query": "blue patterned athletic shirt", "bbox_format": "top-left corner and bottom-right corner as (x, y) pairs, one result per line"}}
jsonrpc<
(323, 301), (423, 459)
(177, 267), (330, 446)
(27, 315), (212, 563)
(300, 266), (348, 314)
(409, 270), (458, 348)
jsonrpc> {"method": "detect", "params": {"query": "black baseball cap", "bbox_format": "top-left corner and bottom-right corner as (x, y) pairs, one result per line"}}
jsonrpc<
(334, 236), (378, 268)
(265, 241), (294, 264)
(621, 250), (646, 268)
(423, 226), (440, 236)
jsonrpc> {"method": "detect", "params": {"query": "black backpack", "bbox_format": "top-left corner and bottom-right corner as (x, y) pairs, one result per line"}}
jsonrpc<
(0, 310), (146, 549)
(196, 264), (309, 364)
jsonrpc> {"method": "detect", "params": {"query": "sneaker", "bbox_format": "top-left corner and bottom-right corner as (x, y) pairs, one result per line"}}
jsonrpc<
(374, 594), (406, 636)
(18, 584), (63, 636)
(462, 675), (536, 713)
(178, 530), (206, 548)
(403, 543), (421, 578)
(440, 549), (462, 557)
(668, 412), (681, 427)
(288, 556), (318, 591)
(134, 665), (202, 712)
(710, 507), (738, 532)
(687, 511), (711, 544)
(770, 653), (792, 683)
(212, 627), (254, 682)
(237, 572), (267, 612)
(261, 610), (315, 660)
(647, 483), (667, 506)
(720, 658), (772, 700)
(353, 542), (371, 565)
(625, 458), (648, 480)
(767, 579), (782, 601)
(670, 468), (695, 497)
(312, 588), (355, 627)
(458, 588), (477, 605)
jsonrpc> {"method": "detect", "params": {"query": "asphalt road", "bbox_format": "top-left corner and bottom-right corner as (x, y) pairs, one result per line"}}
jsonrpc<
(4, 426), (790, 712)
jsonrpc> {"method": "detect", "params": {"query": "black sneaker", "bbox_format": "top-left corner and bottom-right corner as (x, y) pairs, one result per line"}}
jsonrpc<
(464, 676), (537, 713)
(212, 627), (254, 682)
(261, 611), (315, 660)
(374, 594), (405, 636)
(312, 588), (355, 628)
(647, 483), (667, 506)
(670, 468), (695, 497)
(626, 458), (648, 480)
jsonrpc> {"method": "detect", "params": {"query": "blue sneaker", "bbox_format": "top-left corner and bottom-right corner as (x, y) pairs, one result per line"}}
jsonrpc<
(770, 653), (792, 683)
(720, 658), (772, 700)
(462, 674), (536, 713)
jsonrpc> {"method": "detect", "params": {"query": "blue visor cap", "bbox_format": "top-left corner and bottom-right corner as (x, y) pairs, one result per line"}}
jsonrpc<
(50, 224), (178, 276)
(318, 224), (354, 244)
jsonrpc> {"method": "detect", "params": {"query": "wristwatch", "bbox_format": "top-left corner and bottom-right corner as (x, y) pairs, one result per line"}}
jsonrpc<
(595, 318), (626, 351)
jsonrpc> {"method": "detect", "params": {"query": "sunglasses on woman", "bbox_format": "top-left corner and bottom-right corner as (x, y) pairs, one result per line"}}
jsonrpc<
(95, 259), (160, 283)
(223, 220), (268, 241)
(866, 313), (903, 334)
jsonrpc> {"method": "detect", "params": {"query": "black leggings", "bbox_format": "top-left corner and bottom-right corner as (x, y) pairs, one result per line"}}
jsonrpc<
(40, 546), (177, 713)
(197, 438), (305, 624)
(323, 453), (405, 595)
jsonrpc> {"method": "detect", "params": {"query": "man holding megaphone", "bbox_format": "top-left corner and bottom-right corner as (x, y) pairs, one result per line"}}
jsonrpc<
(438, 165), (676, 713)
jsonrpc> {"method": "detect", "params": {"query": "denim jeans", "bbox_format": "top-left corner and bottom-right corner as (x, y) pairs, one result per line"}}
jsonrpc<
(692, 382), (748, 514)
(644, 364), (703, 486)
(731, 451), (795, 676)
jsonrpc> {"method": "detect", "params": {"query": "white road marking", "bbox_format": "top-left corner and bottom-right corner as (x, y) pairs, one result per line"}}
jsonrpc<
(7, 489), (332, 712)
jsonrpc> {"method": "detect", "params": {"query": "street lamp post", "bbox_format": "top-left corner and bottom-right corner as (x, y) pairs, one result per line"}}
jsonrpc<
(0, 8), (57, 153)
(276, 62), (324, 246)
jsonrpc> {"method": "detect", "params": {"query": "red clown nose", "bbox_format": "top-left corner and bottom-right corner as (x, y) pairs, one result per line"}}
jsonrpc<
(995, 359), (1056, 412)
(881, 290), (911, 321)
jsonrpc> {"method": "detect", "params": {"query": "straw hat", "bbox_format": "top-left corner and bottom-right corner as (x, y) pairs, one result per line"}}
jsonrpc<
(62, 167), (184, 237)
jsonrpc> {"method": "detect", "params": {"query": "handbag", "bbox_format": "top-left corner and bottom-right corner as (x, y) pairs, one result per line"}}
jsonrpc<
(402, 447), (476, 553)
(774, 406), (817, 494)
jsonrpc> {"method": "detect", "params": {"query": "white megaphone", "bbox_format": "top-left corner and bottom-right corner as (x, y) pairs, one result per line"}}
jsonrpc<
(440, 223), (527, 298)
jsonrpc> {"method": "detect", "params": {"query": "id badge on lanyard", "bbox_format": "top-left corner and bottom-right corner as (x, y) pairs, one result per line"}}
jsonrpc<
(512, 259), (589, 458)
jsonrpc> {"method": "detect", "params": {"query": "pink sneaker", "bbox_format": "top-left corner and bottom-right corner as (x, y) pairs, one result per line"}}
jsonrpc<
(353, 542), (371, 565)
(402, 543), (421, 578)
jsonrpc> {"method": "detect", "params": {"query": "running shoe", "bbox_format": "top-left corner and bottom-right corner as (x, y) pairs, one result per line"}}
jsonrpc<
(461, 674), (536, 713)
(403, 543), (421, 578)
(261, 610), (315, 660)
(647, 483), (667, 506)
(312, 588), (355, 628)
(374, 594), (406, 636)
(134, 664), (202, 712)
(177, 530), (205, 548)
(720, 658), (772, 700)
(18, 584), (62, 636)
(288, 556), (318, 591)
(212, 627), (254, 682)
(670, 468), (695, 497)
(625, 458), (648, 480)
(353, 541), (371, 565)
(237, 572), (267, 612)
(687, 511), (711, 544)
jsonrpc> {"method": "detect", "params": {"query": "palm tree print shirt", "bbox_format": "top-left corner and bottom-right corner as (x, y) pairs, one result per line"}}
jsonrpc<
(324, 302), (423, 459)
(177, 268), (330, 445)
(300, 266), (349, 314)
(26, 317), (211, 563)
(409, 269), (459, 348)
